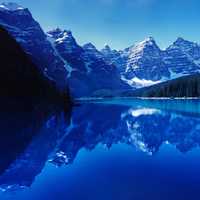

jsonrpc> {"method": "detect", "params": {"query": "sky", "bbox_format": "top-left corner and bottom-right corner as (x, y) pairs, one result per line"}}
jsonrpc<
(1, 0), (200, 50)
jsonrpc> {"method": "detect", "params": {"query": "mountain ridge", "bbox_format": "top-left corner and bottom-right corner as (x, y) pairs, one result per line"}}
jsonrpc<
(1, 2), (200, 97)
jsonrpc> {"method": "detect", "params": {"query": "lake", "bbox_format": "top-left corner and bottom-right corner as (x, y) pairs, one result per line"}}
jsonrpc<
(0, 99), (200, 200)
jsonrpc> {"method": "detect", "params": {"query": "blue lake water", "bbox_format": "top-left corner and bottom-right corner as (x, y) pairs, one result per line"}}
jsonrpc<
(1, 99), (200, 200)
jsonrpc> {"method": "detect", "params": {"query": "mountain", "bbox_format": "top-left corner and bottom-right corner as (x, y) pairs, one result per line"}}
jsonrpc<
(47, 28), (130, 97)
(101, 44), (125, 72)
(101, 37), (170, 86)
(1, 2), (200, 97)
(0, 25), (72, 188)
(163, 38), (200, 76)
(102, 37), (200, 88)
(0, 2), (68, 89)
(0, 25), (70, 108)
(123, 37), (170, 81)
(0, 3), (130, 97)
(124, 73), (200, 97)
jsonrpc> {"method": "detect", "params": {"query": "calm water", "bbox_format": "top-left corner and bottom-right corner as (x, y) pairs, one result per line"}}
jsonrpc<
(0, 99), (200, 200)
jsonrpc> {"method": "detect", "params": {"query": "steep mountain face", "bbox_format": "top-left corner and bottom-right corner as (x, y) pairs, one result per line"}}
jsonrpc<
(101, 45), (125, 72)
(47, 28), (130, 97)
(164, 38), (200, 76)
(172, 37), (200, 60)
(0, 25), (69, 105)
(0, 3), (129, 97)
(101, 37), (170, 87)
(1, 2), (200, 96)
(102, 37), (200, 88)
(0, 3), (68, 89)
(122, 37), (170, 81)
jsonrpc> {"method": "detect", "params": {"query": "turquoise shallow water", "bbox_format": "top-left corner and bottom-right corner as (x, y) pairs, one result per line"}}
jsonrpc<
(0, 99), (200, 200)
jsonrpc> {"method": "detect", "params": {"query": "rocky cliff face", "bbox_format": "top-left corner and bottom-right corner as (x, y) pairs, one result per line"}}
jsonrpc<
(1, 2), (200, 96)
(0, 26), (53, 100)
(0, 3), (130, 97)
(101, 37), (200, 88)
(47, 28), (130, 97)
(0, 3), (68, 89)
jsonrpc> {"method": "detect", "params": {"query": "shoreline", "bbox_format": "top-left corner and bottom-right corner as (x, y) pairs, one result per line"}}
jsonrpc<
(75, 96), (200, 102)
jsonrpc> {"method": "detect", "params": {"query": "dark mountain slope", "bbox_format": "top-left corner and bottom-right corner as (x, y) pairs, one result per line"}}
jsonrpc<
(0, 3), (68, 89)
(0, 26), (70, 107)
(124, 73), (200, 97)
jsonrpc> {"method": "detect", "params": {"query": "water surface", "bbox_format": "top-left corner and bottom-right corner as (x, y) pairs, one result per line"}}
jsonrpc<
(0, 99), (200, 200)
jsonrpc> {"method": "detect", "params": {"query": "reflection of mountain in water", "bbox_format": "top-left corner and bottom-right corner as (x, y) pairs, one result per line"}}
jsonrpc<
(0, 101), (71, 191)
(1, 100), (200, 191)
(123, 107), (200, 154)
(51, 101), (200, 165)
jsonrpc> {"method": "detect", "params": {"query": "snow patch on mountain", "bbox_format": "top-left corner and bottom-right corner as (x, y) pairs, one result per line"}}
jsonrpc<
(47, 35), (74, 78)
(55, 31), (72, 44)
(121, 76), (161, 88)
(0, 2), (24, 11)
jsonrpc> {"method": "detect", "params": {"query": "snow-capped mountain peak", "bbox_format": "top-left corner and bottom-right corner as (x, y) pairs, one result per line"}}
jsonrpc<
(127, 36), (161, 59)
(123, 36), (169, 83)
(1, 3), (200, 96)
(139, 36), (155, 45)
(0, 2), (24, 11)
(47, 28), (73, 43)
(133, 37), (158, 51)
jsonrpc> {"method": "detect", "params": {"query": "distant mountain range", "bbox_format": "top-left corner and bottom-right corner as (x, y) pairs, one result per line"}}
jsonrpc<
(0, 2), (200, 97)
(102, 37), (200, 84)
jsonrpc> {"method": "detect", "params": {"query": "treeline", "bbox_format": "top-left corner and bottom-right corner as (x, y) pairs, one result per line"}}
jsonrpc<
(123, 73), (200, 97)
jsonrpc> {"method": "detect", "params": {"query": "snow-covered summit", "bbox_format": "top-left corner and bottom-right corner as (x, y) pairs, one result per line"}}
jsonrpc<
(136, 36), (155, 46)
(130, 37), (159, 53)
(47, 28), (72, 40)
(0, 2), (25, 11)
(126, 37), (161, 64)
(47, 28), (80, 56)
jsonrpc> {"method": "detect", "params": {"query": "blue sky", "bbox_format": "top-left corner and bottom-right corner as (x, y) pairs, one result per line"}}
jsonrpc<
(2, 0), (200, 50)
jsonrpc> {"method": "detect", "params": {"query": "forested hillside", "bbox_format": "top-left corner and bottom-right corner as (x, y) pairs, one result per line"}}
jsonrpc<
(123, 74), (200, 97)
